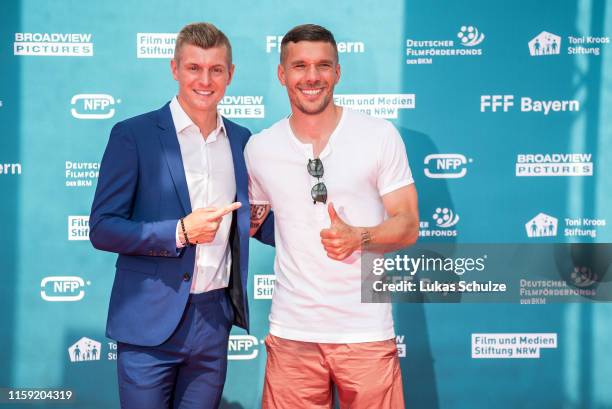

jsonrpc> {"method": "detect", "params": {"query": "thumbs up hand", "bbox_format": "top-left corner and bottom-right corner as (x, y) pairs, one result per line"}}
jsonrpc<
(320, 203), (361, 261)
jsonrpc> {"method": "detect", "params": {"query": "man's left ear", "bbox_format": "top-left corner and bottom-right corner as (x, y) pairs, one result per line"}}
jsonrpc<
(335, 64), (341, 84)
(228, 64), (235, 84)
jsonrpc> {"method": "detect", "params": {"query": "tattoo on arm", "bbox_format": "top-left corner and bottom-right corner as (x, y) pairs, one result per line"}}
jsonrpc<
(250, 204), (270, 234)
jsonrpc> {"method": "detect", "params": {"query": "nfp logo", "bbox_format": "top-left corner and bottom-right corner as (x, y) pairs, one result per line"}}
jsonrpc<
(71, 94), (119, 119)
(424, 154), (470, 179)
(68, 337), (101, 362)
(41, 276), (89, 302)
(529, 31), (561, 56)
(526, 213), (558, 238)
(228, 335), (259, 360)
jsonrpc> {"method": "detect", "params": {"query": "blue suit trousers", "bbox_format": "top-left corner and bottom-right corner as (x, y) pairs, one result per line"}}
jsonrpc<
(116, 289), (234, 409)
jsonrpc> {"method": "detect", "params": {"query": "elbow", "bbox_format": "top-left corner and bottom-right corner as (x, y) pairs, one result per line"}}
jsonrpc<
(402, 219), (419, 247)
(88, 220), (105, 251)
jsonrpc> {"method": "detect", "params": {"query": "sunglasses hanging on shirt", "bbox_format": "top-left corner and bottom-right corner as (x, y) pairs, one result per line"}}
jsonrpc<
(307, 158), (327, 204)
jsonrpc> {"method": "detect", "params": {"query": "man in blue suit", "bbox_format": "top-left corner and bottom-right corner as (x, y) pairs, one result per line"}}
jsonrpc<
(90, 22), (272, 409)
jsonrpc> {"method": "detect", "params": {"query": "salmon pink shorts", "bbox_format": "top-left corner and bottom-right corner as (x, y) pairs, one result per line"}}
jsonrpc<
(262, 334), (405, 409)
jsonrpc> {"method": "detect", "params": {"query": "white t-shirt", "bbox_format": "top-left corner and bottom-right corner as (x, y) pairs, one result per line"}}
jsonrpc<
(245, 108), (414, 343)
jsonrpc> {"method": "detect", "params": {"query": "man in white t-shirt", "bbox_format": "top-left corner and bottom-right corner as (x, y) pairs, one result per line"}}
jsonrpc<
(245, 24), (419, 409)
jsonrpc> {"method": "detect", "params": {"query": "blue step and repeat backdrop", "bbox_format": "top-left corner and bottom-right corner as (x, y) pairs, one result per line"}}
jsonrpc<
(1, 0), (612, 408)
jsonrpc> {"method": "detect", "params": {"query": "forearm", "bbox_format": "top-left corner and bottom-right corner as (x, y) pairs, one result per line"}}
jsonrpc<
(361, 213), (419, 253)
(89, 216), (181, 257)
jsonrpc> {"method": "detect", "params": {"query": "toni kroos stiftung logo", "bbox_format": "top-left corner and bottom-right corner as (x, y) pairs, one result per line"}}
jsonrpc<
(529, 31), (561, 56)
(526, 213), (558, 237)
(528, 31), (609, 57)
(68, 337), (101, 362)
(71, 94), (120, 120)
(14, 33), (93, 56)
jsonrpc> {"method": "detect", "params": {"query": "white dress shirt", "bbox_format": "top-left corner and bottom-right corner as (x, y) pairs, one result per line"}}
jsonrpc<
(170, 96), (236, 293)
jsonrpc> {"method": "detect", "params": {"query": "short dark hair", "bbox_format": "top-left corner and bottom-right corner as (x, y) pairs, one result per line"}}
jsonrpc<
(280, 24), (338, 63)
(174, 22), (232, 66)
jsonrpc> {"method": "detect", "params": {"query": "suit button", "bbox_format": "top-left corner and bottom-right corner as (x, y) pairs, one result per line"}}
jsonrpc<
(183, 273), (191, 281)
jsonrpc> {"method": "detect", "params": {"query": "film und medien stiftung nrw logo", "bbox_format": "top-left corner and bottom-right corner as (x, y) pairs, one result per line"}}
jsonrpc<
(228, 335), (260, 360)
(516, 153), (593, 177)
(68, 337), (101, 362)
(406, 25), (485, 65)
(334, 94), (415, 119)
(395, 335), (406, 358)
(71, 94), (120, 120)
(68, 216), (89, 241)
(472, 333), (557, 359)
(424, 154), (471, 179)
(137, 33), (177, 58)
(254, 274), (275, 300)
(41, 276), (89, 302)
(218, 96), (265, 119)
(14, 33), (93, 56)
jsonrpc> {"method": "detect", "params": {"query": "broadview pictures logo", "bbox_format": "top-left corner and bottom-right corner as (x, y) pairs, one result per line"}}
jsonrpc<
(14, 33), (93, 56)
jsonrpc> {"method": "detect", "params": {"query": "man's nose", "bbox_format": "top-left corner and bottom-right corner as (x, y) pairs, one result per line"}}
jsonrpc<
(305, 64), (321, 82)
(198, 69), (212, 85)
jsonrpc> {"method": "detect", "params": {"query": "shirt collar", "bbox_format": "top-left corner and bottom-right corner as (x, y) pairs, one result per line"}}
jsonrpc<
(169, 96), (226, 139)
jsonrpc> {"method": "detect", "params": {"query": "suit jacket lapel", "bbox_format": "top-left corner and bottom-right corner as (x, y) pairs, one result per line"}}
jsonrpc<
(157, 103), (192, 215)
(223, 117), (248, 232)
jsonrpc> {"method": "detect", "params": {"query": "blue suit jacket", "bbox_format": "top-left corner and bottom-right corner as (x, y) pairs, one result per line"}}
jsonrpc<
(89, 102), (273, 347)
